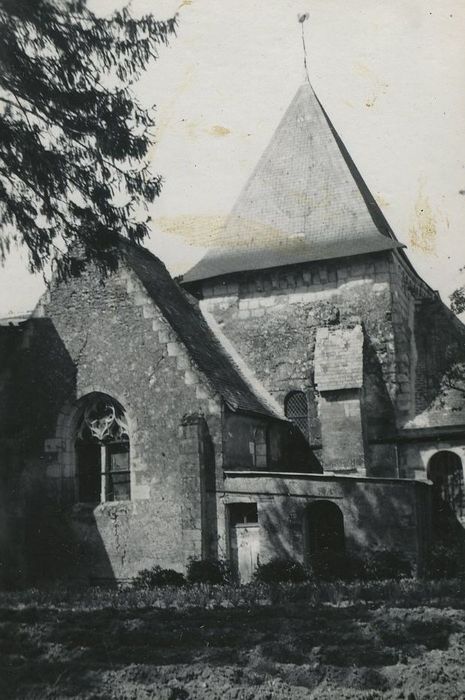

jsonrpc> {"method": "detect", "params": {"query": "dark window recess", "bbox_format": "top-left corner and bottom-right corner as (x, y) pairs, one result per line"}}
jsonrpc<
(285, 391), (309, 440)
(229, 502), (258, 526)
(105, 443), (131, 502)
(77, 442), (101, 503)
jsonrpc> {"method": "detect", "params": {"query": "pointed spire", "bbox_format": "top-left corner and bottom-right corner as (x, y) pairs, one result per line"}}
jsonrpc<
(184, 82), (403, 283)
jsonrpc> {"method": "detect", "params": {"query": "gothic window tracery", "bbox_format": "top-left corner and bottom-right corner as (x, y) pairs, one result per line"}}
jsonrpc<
(75, 394), (130, 503)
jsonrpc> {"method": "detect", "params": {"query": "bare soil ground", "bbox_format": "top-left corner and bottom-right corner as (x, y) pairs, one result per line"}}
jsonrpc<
(1, 589), (465, 699)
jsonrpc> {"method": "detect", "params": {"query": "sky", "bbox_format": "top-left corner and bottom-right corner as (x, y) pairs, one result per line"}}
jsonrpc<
(1, 0), (464, 317)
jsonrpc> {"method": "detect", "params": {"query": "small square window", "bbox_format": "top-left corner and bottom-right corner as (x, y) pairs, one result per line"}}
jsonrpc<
(229, 502), (258, 526)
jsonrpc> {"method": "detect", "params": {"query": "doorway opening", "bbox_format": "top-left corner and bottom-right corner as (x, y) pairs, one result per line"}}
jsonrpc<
(304, 500), (345, 573)
(228, 503), (259, 583)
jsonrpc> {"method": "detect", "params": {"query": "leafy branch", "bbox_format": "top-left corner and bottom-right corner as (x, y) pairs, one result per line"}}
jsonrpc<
(0, 0), (177, 279)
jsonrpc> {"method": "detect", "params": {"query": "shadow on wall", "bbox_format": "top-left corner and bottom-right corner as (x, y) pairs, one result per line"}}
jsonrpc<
(415, 299), (465, 418)
(431, 497), (465, 550)
(285, 424), (323, 473)
(0, 317), (116, 586)
(202, 420), (219, 559)
(257, 479), (430, 571)
(223, 409), (322, 474)
(362, 332), (398, 476)
(428, 451), (465, 554)
(363, 332), (397, 436)
(23, 491), (115, 586)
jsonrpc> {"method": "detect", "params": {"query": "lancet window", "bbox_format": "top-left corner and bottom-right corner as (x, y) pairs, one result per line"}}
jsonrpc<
(75, 394), (130, 503)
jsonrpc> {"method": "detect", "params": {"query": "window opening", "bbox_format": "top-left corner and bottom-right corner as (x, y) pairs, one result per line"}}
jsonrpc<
(285, 391), (309, 440)
(75, 394), (130, 503)
(251, 427), (268, 469)
(229, 503), (258, 527)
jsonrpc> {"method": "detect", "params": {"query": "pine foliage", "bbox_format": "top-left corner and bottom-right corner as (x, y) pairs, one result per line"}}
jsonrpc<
(0, 0), (176, 278)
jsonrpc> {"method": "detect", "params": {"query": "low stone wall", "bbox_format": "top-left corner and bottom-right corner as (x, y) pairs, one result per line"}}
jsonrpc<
(218, 471), (432, 572)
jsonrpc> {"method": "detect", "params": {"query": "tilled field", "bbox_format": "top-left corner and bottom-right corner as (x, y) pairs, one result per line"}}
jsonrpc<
(1, 599), (464, 699)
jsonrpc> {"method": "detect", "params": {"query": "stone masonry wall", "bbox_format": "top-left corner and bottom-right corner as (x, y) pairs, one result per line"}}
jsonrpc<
(414, 298), (465, 419)
(388, 252), (465, 479)
(220, 472), (431, 573)
(4, 263), (224, 582)
(318, 390), (366, 473)
(314, 326), (366, 473)
(193, 253), (397, 473)
(389, 252), (435, 427)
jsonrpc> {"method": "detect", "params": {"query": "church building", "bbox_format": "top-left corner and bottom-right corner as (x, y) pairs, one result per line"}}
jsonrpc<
(1, 83), (464, 585)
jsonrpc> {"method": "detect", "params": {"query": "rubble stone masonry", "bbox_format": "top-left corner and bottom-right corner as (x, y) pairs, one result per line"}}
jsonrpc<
(2, 264), (224, 582)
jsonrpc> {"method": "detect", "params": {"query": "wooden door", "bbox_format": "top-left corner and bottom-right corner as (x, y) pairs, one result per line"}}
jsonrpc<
(230, 523), (260, 583)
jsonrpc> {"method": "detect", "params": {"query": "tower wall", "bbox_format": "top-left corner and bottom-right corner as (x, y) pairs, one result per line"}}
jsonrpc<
(190, 251), (399, 475)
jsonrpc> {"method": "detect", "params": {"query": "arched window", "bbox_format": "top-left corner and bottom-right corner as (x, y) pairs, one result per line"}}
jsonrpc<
(75, 393), (130, 503)
(427, 451), (464, 520)
(251, 426), (268, 469)
(284, 391), (309, 441)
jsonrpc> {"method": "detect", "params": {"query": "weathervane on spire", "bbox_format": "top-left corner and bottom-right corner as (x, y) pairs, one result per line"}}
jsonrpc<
(298, 12), (310, 84)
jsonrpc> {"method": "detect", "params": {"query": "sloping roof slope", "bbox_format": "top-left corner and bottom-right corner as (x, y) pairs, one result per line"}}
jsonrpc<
(123, 243), (283, 419)
(184, 83), (402, 283)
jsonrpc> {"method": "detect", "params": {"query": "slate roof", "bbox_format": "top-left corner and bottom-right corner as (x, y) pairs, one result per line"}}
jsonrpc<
(122, 243), (284, 420)
(183, 83), (403, 283)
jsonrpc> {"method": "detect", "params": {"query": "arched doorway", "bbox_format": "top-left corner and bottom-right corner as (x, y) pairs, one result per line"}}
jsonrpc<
(75, 393), (130, 503)
(427, 451), (464, 526)
(304, 500), (345, 564)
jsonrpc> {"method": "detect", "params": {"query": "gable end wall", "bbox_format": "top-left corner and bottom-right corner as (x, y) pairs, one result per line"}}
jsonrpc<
(3, 264), (225, 582)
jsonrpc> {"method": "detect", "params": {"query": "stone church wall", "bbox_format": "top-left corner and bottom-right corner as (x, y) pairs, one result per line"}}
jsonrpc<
(1, 264), (224, 583)
(195, 252), (398, 474)
(191, 250), (465, 479)
(388, 252), (465, 478)
(388, 252), (435, 426)
(414, 298), (465, 418)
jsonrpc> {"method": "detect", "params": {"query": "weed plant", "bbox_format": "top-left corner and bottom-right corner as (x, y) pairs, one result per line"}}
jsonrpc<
(2, 577), (465, 613)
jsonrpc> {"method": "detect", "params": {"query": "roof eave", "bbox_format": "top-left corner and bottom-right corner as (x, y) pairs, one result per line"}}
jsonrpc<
(182, 239), (405, 284)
